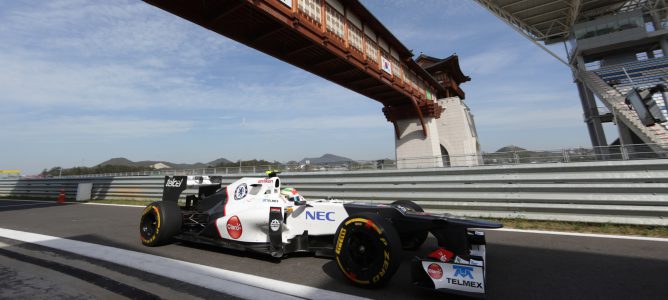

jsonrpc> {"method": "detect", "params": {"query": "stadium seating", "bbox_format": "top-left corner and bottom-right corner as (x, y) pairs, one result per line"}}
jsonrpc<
(592, 57), (668, 129)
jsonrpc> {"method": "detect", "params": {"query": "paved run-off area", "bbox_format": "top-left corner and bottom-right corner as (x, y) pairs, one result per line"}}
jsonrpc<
(0, 199), (667, 299)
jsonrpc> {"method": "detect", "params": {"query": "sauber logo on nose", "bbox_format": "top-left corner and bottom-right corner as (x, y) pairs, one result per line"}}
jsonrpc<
(226, 216), (242, 239)
(427, 263), (443, 279)
(165, 178), (183, 187)
(270, 219), (280, 231)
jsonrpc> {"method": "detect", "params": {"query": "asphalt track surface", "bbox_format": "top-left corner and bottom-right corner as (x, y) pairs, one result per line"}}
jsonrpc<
(0, 199), (667, 299)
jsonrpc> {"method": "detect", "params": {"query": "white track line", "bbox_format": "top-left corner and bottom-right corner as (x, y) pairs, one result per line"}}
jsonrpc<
(81, 202), (145, 208)
(0, 228), (368, 300)
(0, 199), (55, 203)
(0, 199), (145, 208)
(0, 202), (55, 208)
(495, 228), (668, 242)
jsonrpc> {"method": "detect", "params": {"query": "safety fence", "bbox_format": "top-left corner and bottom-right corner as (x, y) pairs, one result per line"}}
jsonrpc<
(2, 159), (668, 226)
(51, 143), (668, 178)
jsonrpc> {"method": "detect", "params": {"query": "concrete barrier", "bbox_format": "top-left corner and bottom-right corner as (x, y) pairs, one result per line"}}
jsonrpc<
(2, 159), (667, 225)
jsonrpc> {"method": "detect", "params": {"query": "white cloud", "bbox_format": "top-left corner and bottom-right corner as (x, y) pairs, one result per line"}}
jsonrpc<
(469, 84), (579, 105)
(460, 48), (523, 76)
(0, 0), (237, 66)
(364, 0), (480, 17)
(239, 115), (388, 131)
(0, 47), (370, 113)
(0, 115), (193, 140)
(474, 106), (583, 130)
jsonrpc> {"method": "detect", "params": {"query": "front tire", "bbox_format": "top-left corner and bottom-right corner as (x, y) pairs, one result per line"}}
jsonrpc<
(334, 213), (401, 288)
(139, 201), (181, 246)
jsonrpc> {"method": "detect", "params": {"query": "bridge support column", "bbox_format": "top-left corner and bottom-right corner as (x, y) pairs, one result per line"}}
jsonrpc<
(395, 117), (443, 169)
(575, 77), (608, 148)
(436, 97), (482, 167)
(617, 121), (635, 146)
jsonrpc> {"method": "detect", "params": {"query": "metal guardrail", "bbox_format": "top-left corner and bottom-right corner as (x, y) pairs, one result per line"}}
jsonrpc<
(49, 143), (668, 178)
(2, 159), (668, 226)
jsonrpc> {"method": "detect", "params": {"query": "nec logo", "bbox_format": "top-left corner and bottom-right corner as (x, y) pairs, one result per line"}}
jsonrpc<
(305, 211), (335, 221)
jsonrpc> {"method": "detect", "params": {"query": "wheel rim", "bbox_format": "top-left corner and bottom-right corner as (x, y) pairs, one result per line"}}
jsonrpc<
(343, 229), (383, 278)
(140, 209), (158, 240)
(349, 232), (377, 266)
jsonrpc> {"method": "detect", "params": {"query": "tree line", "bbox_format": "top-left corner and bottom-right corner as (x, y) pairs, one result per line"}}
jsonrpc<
(40, 165), (153, 177)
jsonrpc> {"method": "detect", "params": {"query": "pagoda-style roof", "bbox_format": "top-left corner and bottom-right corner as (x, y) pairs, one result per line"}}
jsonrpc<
(416, 54), (471, 84)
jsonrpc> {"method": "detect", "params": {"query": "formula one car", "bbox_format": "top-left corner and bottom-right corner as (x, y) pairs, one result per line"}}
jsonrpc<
(139, 172), (502, 296)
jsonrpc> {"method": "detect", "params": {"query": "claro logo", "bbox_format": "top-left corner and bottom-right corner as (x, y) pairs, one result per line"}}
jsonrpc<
(226, 216), (243, 239)
(427, 263), (443, 279)
(305, 211), (335, 221)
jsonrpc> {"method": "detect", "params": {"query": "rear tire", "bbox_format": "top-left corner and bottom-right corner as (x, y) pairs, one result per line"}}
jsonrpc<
(334, 213), (401, 288)
(139, 201), (181, 246)
(391, 200), (428, 250)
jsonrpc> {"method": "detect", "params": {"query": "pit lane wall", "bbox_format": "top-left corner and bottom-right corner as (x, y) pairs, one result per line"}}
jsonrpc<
(2, 160), (667, 226)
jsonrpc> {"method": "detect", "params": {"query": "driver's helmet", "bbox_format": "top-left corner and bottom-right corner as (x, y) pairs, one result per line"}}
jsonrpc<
(280, 187), (302, 202)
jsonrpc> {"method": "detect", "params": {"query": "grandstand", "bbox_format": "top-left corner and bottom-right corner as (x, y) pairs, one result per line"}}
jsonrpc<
(476, 0), (668, 155)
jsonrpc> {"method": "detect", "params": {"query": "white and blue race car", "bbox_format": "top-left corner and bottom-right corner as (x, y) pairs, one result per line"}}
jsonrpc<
(139, 172), (501, 296)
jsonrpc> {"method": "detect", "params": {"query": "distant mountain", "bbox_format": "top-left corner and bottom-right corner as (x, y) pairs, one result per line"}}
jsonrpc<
(208, 158), (232, 166)
(98, 157), (137, 167)
(495, 145), (527, 153)
(299, 154), (355, 165)
(97, 157), (232, 170)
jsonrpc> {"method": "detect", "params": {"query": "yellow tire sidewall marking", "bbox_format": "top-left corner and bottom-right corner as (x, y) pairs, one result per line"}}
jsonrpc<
(140, 205), (161, 244)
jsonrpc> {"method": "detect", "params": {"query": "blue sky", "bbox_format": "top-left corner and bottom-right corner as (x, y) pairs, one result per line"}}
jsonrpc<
(0, 0), (599, 174)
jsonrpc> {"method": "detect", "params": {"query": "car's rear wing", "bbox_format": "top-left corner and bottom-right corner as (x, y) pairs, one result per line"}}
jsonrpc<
(161, 176), (223, 202)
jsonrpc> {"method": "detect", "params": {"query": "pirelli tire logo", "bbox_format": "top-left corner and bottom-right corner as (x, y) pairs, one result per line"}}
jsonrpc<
(371, 249), (390, 284)
(335, 228), (346, 255)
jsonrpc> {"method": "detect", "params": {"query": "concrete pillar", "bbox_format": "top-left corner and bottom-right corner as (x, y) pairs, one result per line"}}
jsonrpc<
(658, 37), (668, 57)
(395, 117), (443, 169)
(436, 97), (482, 167)
(617, 120), (635, 145)
(574, 55), (608, 149)
(576, 79), (608, 148)
(616, 120), (636, 160)
(650, 12), (668, 56)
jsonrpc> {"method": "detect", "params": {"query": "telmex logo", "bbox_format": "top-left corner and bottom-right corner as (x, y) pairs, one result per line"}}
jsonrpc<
(165, 178), (183, 187)
(305, 211), (335, 221)
(258, 179), (273, 183)
(453, 265), (474, 279)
